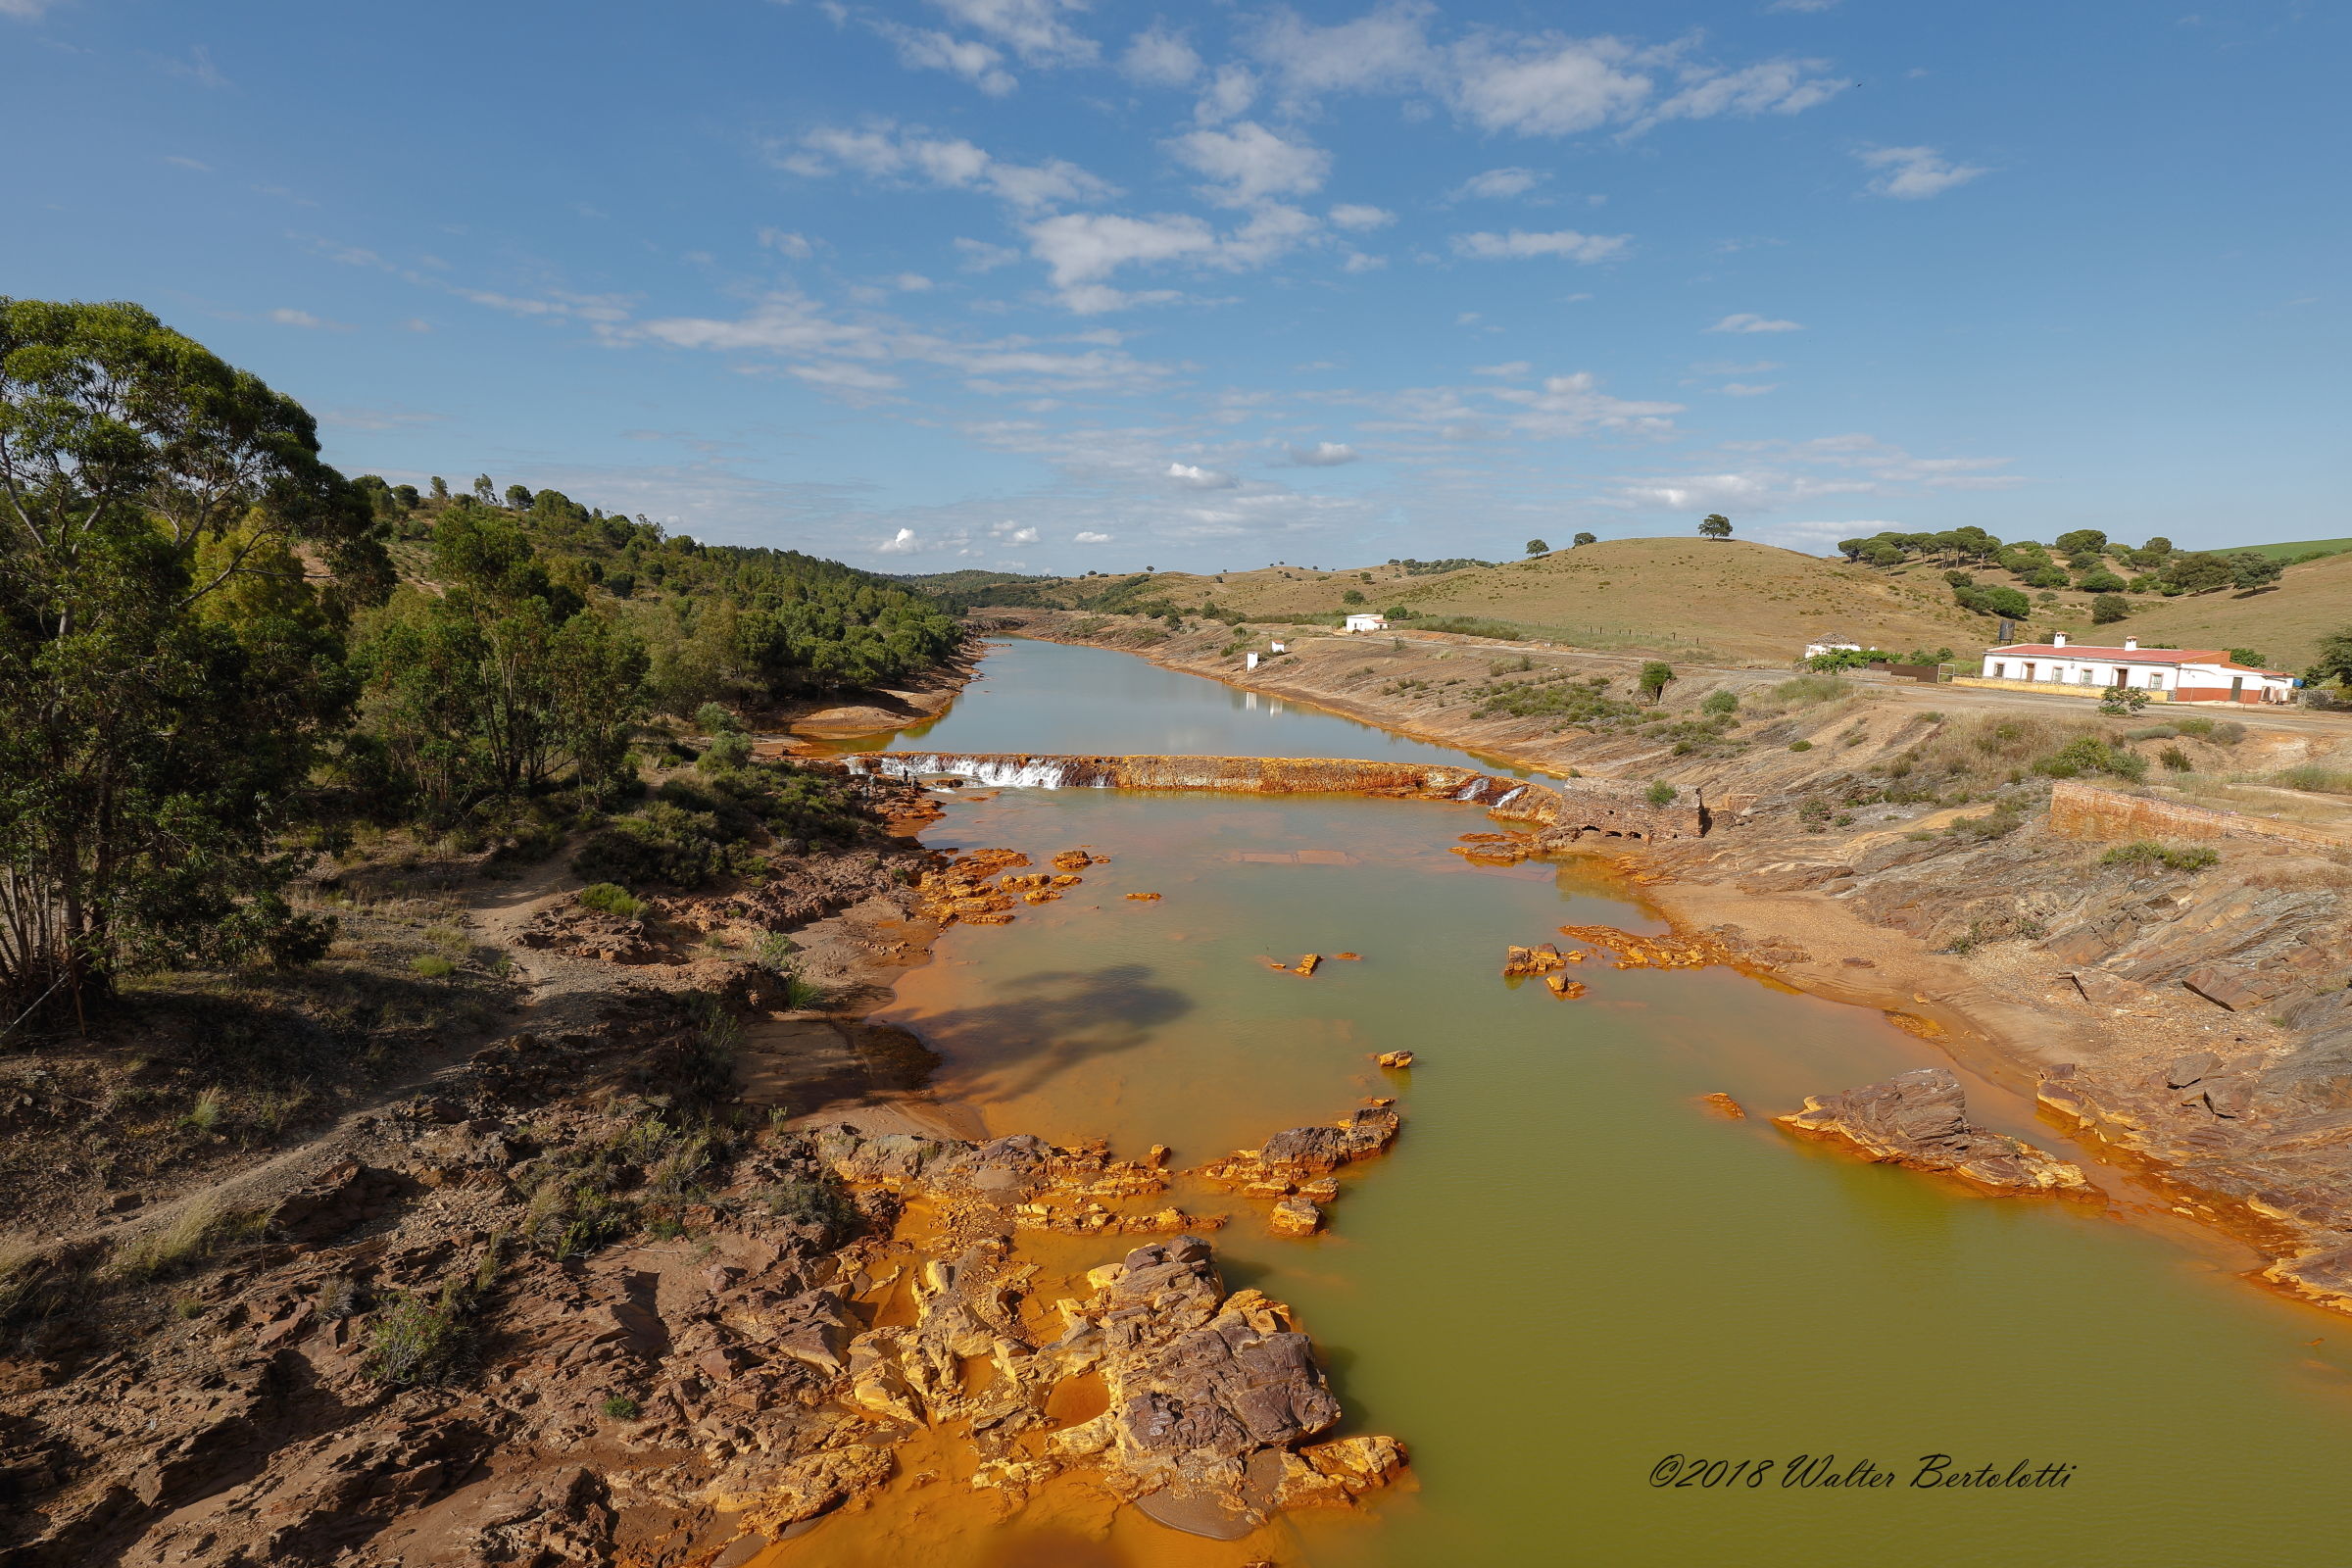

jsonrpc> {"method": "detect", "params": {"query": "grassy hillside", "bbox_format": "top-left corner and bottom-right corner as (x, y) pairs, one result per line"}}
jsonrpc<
(976, 541), (1999, 665)
(2237, 537), (2352, 564)
(2074, 550), (2352, 669)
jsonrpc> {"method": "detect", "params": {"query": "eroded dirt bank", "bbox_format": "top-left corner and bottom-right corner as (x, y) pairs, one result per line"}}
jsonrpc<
(987, 609), (2352, 1294)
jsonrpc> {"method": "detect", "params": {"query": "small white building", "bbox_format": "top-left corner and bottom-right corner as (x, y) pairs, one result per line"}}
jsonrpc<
(1344, 612), (1389, 633)
(1971, 634), (2298, 705)
(1803, 633), (1865, 660)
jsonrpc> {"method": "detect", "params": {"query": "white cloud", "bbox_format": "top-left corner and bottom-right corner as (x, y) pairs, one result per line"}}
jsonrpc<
(1449, 167), (1546, 200)
(1245, 8), (1845, 140)
(1719, 382), (1780, 397)
(1194, 64), (1258, 123)
(1607, 436), (2022, 514)
(1074, 530), (1113, 543)
(1167, 122), (1331, 206)
(927, 0), (1098, 67)
(1473, 360), (1532, 376)
(1446, 35), (1652, 136)
(1249, 1), (1436, 97)
(1026, 212), (1218, 287)
(1121, 25), (1200, 85)
(1342, 251), (1388, 272)
(1287, 441), (1359, 466)
(1167, 461), (1239, 489)
(894, 272), (934, 291)
(1690, 359), (1782, 374)
(1767, 0), (1840, 13)
(759, 227), (816, 259)
(0, 0), (62, 17)
(1451, 228), (1629, 263)
(875, 527), (923, 554)
(789, 362), (905, 394)
(269, 308), (340, 329)
(1000, 523), (1041, 544)
(784, 122), (1115, 211)
(1707, 313), (1803, 333)
(1023, 205), (1321, 311)
(1857, 145), (1989, 200)
(164, 154), (212, 172)
(163, 45), (230, 90)
(873, 23), (1017, 95)
(955, 238), (1020, 271)
(1491, 371), (1682, 436)
(1329, 203), (1395, 230)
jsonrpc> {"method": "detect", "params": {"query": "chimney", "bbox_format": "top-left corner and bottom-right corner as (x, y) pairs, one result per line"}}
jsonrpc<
(2124, 637), (2137, 651)
(2052, 633), (2068, 647)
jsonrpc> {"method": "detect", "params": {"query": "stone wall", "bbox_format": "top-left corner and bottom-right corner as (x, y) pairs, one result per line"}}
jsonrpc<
(2046, 778), (2352, 850)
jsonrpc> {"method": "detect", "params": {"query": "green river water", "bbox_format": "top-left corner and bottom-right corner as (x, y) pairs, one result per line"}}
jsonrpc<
(797, 639), (2352, 1568)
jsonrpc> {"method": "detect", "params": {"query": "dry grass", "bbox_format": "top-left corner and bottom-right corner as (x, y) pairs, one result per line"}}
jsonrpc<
(1044, 540), (1992, 662)
(102, 1196), (266, 1285)
(2088, 550), (2352, 670)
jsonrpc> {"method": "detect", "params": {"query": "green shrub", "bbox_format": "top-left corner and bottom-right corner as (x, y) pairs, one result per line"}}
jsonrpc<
(1644, 781), (1677, 807)
(1699, 689), (1740, 715)
(1947, 806), (2024, 839)
(578, 882), (648, 919)
(411, 955), (456, 979)
(2171, 715), (2214, 736)
(2100, 841), (2219, 872)
(1774, 675), (1847, 706)
(367, 1241), (502, 1386)
(2160, 746), (2192, 772)
(762, 1177), (861, 1244)
(701, 730), (754, 771)
(1788, 740), (1813, 752)
(2211, 720), (2247, 745)
(602, 1395), (641, 1419)
(2123, 725), (2178, 740)
(2276, 765), (2352, 796)
(2034, 736), (2148, 782)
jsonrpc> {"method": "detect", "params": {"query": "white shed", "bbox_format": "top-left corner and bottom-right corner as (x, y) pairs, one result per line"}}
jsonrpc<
(1344, 612), (1389, 633)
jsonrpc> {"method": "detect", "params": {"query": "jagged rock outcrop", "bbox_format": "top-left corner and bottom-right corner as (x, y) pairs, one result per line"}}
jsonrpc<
(1779, 1067), (2092, 1194)
(1037, 1238), (1349, 1538)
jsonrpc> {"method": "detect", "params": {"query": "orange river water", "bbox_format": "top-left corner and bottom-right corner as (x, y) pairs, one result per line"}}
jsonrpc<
(757, 637), (2352, 1568)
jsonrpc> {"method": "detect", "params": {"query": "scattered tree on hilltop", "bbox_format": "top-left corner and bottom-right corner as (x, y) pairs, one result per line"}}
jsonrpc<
(1697, 514), (1733, 539)
(1573, 531), (1596, 546)
(1525, 538), (1549, 556)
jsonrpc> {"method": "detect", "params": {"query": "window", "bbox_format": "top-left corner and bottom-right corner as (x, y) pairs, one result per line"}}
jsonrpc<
(2079, 668), (2095, 684)
(1991, 662), (2006, 678)
(2147, 671), (2165, 689)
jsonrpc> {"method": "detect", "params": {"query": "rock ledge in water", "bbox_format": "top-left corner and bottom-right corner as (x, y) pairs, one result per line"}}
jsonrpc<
(1778, 1067), (2092, 1195)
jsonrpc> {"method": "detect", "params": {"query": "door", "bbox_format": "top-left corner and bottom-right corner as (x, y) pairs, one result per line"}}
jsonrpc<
(2230, 676), (2244, 700)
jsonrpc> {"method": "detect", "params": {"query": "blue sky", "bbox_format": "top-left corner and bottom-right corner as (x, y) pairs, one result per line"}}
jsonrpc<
(4, 1), (2342, 572)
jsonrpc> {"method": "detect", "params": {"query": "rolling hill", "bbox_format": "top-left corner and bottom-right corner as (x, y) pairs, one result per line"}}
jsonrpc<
(966, 536), (2352, 671)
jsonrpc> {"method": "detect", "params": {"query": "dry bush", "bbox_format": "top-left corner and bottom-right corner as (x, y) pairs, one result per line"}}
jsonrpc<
(1875, 712), (2119, 796)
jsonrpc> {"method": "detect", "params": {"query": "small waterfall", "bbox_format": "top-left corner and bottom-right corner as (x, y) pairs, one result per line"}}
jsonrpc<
(849, 753), (1093, 789)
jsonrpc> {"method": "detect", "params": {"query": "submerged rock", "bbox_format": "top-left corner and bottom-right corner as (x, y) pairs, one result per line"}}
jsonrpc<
(1778, 1067), (2092, 1195)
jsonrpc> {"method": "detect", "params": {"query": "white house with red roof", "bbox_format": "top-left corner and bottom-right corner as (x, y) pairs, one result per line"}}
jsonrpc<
(1967, 634), (2298, 704)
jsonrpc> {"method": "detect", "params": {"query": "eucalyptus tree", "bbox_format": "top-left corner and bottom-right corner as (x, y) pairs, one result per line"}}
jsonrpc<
(0, 298), (391, 1016)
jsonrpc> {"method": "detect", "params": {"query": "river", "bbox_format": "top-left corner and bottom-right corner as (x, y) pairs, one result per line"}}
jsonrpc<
(787, 637), (2352, 1568)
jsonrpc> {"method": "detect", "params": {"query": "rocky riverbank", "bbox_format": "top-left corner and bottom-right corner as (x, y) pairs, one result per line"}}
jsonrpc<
(984, 609), (2352, 1298)
(0, 739), (1406, 1564)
